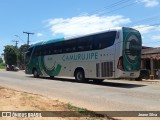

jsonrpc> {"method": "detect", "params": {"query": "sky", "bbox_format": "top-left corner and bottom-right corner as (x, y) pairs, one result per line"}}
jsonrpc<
(0, 0), (160, 56)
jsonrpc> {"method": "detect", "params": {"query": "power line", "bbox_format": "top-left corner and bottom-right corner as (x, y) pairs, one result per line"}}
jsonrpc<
(29, 0), (133, 33)
(135, 22), (160, 29)
(15, 35), (25, 44)
(127, 14), (160, 27)
(133, 22), (160, 46)
(50, 2), (136, 39)
(86, 0), (131, 16)
(12, 40), (19, 47)
(23, 32), (34, 45)
(21, 0), (159, 47)
(98, 2), (135, 16)
(53, 1), (135, 31)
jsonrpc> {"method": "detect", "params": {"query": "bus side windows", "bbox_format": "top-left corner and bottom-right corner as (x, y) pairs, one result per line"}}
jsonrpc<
(63, 39), (77, 53)
(34, 46), (44, 56)
(77, 36), (93, 52)
(52, 42), (63, 54)
(32, 31), (117, 56)
(44, 44), (53, 55)
(33, 46), (39, 56)
(33, 47), (37, 56)
(94, 31), (117, 50)
(54, 49), (62, 54)
(41, 45), (45, 55)
(48, 49), (52, 55)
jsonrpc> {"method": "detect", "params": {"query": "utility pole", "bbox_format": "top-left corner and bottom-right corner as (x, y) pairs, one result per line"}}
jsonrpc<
(12, 40), (19, 47)
(23, 32), (34, 45)
(15, 35), (25, 44)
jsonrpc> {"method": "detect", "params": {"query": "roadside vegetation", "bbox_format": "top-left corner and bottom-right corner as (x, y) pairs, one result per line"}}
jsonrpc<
(0, 86), (112, 120)
(2, 44), (29, 70)
(0, 63), (5, 69)
(67, 103), (106, 118)
(0, 57), (5, 69)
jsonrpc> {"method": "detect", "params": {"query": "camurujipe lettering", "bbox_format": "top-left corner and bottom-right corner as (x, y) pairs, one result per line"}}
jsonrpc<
(62, 52), (98, 61)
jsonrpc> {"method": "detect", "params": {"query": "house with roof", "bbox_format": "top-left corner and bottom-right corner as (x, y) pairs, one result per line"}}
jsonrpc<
(141, 47), (160, 79)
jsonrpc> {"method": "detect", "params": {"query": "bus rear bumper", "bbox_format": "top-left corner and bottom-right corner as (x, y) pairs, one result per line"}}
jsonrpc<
(115, 71), (140, 79)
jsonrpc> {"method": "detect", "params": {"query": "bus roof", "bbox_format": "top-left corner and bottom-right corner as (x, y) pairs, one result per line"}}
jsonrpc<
(29, 27), (135, 48)
(30, 37), (65, 47)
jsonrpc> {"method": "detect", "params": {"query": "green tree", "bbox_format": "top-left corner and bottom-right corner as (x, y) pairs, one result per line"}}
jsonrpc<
(3, 45), (18, 66)
(18, 44), (30, 68)
(0, 57), (3, 63)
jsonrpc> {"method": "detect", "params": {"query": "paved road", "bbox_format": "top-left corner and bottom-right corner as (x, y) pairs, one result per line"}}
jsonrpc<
(0, 70), (160, 112)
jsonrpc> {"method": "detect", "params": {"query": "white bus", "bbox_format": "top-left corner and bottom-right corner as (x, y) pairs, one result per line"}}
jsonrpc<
(25, 27), (142, 82)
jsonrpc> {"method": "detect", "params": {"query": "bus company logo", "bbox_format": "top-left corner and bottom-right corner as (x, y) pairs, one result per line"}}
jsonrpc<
(125, 34), (141, 63)
(2, 112), (11, 117)
(62, 52), (98, 61)
(38, 56), (62, 76)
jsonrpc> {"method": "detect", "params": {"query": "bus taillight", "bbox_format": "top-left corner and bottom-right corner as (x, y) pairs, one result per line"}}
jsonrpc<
(117, 56), (124, 70)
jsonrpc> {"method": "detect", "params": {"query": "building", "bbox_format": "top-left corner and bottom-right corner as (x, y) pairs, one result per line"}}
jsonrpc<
(141, 47), (160, 79)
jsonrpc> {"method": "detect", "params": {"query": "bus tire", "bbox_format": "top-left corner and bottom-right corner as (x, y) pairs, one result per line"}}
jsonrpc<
(33, 69), (39, 78)
(75, 69), (85, 82)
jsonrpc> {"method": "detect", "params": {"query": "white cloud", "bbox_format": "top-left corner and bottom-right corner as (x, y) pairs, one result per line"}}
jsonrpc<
(151, 35), (160, 40)
(36, 33), (43, 37)
(136, 0), (159, 7)
(133, 25), (159, 34)
(48, 15), (131, 37)
(133, 25), (160, 47)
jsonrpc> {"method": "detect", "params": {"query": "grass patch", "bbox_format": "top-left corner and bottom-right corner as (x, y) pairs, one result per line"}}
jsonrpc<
(68, 103), (87, 113)
(0, 63), (6, 69)
(67, 103), (105, 117)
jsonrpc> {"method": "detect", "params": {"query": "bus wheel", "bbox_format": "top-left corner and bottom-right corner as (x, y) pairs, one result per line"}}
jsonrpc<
(33, 69), (39, 78)
(75, 70), (85, 82)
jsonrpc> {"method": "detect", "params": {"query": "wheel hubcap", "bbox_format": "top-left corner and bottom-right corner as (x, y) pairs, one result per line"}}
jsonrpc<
(34, 71), (37, 76)
(77, 72), (83, 81)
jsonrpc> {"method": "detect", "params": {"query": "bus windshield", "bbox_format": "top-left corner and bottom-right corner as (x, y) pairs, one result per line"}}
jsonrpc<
(25, 47), (33, 64)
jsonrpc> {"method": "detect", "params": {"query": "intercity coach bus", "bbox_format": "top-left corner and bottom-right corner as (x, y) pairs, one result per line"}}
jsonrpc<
(25, 27), (142, 82)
